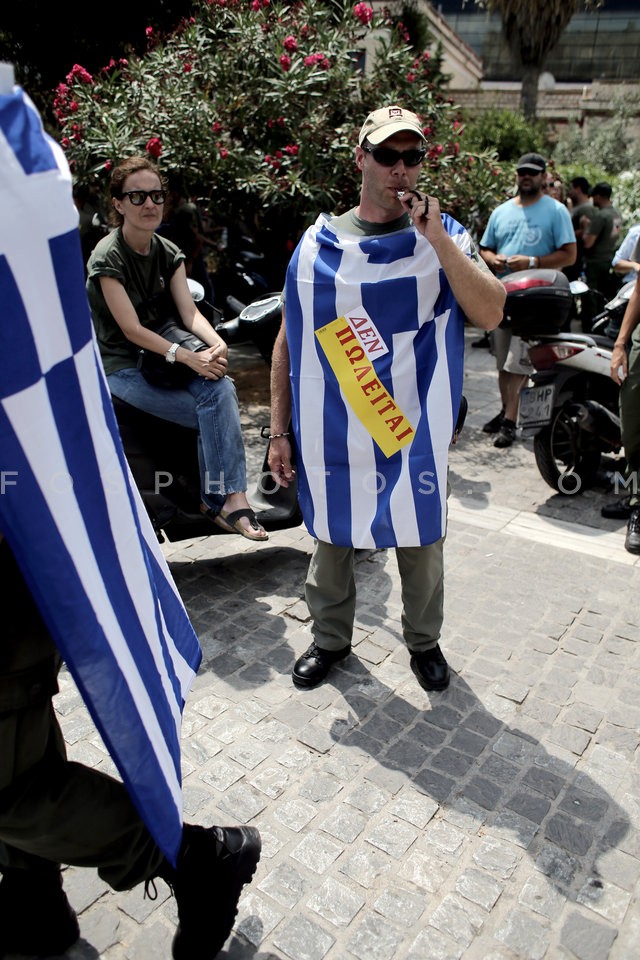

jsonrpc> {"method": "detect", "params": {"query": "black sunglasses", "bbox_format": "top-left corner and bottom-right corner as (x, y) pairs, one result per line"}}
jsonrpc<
(362, 144), (426, 168)
(120, 189), (167, 206)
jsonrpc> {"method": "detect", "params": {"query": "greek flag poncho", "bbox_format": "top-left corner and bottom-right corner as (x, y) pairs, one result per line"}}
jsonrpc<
(0, 82), (201, 865)
(285, 212), (469, 549)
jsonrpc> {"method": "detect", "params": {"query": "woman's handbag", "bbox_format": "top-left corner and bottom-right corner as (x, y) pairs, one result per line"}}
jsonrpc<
(137, 317), (209, 389)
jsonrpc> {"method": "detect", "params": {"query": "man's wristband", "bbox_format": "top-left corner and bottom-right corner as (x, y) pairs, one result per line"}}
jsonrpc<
(268, 432), (290, 440)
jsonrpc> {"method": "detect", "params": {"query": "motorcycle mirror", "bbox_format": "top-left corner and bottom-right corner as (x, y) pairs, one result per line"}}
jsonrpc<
(239, 295), (283, 324)
(569, 280), (589, 296)
(187, 279), (205, 301)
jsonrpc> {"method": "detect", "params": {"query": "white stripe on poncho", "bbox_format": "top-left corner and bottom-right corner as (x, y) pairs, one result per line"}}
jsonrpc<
(0, 84), (201, 866)
(285, 213), (469, 548)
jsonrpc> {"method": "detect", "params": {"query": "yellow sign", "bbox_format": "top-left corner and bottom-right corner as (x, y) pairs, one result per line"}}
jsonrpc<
(316, 317), (415, 458)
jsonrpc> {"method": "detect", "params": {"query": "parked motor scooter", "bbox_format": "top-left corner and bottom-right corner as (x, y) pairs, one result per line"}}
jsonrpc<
(189, 279), (283, 367)
(111, 281), (299, 543)
(502, 270), (633, 495)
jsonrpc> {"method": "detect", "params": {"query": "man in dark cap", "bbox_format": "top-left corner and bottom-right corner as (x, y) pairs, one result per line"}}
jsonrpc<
(479, 152), (576, 447)
(581, 181), (623, 330)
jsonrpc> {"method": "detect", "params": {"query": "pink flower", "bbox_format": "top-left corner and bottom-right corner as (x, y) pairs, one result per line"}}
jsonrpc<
(61, 137), (70, 148)
(183, 62), (192, 73)
(283, 35), (298, 52)
(69, 101), (79, 112)
(219, 148), (229, 159)
(66, 64), (93, 85)
(279, 54), (291, 71)
(212, 121), (223, 133)
(251, 0), (260, 9)
(145, 137), (163, 159)
(104, 160), (113, 172)
(145, 27), (153, 37)
(406, 72), (416, 83)
(304, 52), (328, 68)
(284, 144), (299, 156)
(353, 3), (373, 26)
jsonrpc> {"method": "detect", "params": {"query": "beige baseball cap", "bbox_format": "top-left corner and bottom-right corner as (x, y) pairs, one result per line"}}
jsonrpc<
(358, 105), (426, 146)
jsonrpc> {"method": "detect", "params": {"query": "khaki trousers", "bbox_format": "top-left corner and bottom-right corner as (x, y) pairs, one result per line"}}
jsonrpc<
(305, 538), (444, 654)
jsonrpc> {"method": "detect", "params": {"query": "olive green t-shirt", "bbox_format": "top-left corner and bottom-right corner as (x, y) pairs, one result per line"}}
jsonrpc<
(86, 227), (185, 375)
(584, 206), (623, 266)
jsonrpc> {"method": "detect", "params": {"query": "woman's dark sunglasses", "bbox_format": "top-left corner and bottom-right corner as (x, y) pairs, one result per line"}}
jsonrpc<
(362, 144), (426, 168)
(120, 189), (167, 206)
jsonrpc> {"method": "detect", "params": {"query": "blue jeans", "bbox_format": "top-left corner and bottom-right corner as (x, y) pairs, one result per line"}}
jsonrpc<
(108, 368), (247, 512)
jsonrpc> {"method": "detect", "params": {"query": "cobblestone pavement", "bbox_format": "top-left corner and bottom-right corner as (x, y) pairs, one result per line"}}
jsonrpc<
(23, 330), (640, 960)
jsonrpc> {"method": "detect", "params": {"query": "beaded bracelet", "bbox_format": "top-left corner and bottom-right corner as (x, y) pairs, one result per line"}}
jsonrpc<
(268, 432), (290, 440)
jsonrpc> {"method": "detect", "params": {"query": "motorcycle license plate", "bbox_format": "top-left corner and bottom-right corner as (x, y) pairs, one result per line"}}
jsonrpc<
(518, 384), (555, 432)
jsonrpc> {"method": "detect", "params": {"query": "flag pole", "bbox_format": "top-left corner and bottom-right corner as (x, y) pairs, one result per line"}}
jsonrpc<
(0, 62), (15, 94)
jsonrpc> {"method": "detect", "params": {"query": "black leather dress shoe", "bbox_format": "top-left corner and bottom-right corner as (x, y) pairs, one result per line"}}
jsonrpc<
(625, 509), (640, 555)
(601, 495), (632, 520)
(292, 642), (351, 687)
(410, 644), (450, 691)
(482, 410), (505, 434)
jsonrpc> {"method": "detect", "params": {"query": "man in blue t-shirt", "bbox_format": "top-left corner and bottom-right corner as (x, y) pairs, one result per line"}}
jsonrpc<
(479, 153), (576, 447)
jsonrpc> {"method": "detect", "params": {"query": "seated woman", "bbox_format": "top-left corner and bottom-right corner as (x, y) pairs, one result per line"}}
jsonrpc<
(86, 155), (267, 541)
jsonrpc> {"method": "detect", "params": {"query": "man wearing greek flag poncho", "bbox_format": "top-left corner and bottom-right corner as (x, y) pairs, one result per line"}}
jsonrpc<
(269, 106), (505, 692)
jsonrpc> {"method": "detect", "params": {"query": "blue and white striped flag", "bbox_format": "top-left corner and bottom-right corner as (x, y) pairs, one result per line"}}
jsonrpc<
(286, 214), (469, 549)
(0, 82), (201, 866)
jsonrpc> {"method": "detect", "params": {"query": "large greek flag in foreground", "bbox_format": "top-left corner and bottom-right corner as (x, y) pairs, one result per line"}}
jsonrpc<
(286, 214), (468, 549)
(0, 83), (201, 865)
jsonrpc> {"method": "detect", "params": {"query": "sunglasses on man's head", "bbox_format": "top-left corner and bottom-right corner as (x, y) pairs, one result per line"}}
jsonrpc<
(362, 144), (426, 168)
(120, 189), (167, 205)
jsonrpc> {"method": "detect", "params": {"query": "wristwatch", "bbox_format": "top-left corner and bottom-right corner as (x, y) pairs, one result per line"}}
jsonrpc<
(165, 342), (179, 363)
(528, 256), (537, 269)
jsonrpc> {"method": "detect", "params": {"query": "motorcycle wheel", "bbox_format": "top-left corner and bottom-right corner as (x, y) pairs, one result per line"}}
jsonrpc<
(533, 405), (602, 495)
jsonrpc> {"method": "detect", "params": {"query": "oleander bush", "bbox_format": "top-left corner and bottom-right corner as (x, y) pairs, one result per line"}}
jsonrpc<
(52, 0), (512, 274)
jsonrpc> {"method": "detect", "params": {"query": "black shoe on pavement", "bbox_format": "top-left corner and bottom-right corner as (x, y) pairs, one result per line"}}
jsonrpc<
(482, 409), (505, 434)
(625, 509), (640, 555)
(601, 495), (632, 520)
(410, 644), (450, 692)
(167, 824), (261, 960)
(494, 419), (517, 448)
(0, 865), (80, 957)
(292, 642), (351, 687)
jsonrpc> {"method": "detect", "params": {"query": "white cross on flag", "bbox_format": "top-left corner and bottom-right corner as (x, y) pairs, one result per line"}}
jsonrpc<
(0, 79), (201, 866)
